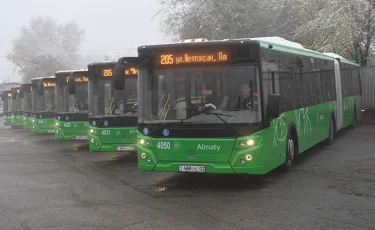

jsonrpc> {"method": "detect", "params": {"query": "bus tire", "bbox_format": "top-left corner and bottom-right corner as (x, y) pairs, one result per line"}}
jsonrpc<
(327, 117), (335, 145)
(284, 133), (297, 171)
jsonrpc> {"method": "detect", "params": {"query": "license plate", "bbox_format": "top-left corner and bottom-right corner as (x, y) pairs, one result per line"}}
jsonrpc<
(179, 165), (206, 173)
(117, 146), (136, 151)
(76, 136), (88, 140)
(48, 130), (55, 133)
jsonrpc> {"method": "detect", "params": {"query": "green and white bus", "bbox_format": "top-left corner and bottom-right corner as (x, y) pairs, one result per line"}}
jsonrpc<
(20, 83), (33, 130)
(10, 87), (23, 127)
(55, 70), (89, 140)
(1, 90), (12, 126)
(86, 62), (130, 152)
(31, 77), (56, 134)
(133, 37), (361, 174)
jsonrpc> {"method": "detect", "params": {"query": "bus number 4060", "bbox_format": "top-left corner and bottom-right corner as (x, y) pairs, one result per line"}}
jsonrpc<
(157, 142), (170, 150)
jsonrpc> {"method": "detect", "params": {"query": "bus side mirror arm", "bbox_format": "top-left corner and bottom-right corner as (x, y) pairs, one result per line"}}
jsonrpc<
(264, 94), (280, 127)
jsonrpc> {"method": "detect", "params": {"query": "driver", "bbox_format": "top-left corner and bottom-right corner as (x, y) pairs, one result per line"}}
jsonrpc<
(236, 82), (256, 110)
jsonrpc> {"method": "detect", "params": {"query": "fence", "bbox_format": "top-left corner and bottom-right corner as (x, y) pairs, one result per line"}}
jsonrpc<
(360, 66), (375, 110)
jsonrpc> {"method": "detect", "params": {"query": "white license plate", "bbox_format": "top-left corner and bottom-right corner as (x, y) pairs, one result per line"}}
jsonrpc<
(179, 165), (206, 173)
(76, 136), (88, 140)
(117, 146), (136, 151)
(48, 130), (55, 133)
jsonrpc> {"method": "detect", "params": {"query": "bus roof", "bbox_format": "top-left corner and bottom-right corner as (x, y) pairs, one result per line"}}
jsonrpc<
(56, 69), (87, 75)
(139, 36), (359, 66)
(87, 61), (117, 68)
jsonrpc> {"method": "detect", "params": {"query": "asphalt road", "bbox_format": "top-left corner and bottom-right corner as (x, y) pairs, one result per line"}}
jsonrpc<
(0, 119), (374, 229)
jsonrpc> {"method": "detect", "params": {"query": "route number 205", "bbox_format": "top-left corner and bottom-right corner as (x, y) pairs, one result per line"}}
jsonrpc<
(157, 142), (170, 150)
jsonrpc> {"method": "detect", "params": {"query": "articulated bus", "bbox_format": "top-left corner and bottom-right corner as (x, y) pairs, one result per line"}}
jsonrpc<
(20, 83), (33, 130)
(55, 70), (89, 140)
(1, 90), (12, 126)
(10, 87), (23, 127)
(31, 77), (56, 134)
(87, 61), (137, 152)
(132, 37), (361, 174)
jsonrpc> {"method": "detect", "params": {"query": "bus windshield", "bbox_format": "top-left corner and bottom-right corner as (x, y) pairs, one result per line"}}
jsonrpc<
(123, 75), (137, 116)
(13, 94), (22, 111)
(89, 79), (122, 116)
(69, 83), (88, 113)
(138, 65), (261, 124)
(7, 96), (12, 112)
(38, 87), (55, 112)
(23, 91), (32, 112)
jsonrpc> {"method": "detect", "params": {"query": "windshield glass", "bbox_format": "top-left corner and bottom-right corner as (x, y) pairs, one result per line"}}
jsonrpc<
(23, 91), (32, 112)
(123, 75), (137, 116)
(7, 97), (12, 112)
(138, 65), (261, 124)
(38, 87), (55, 112)
(55, 81), (69, 113)
(12, 94), (22, 111)
(69, 83), (88, 112)
(89, 78), (122, 116)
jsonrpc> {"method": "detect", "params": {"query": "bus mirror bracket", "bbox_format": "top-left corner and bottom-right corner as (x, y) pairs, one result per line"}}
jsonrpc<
(132, 103), (138, 113)
(68, 76), (76, 94)
(266, 94), (280, 121)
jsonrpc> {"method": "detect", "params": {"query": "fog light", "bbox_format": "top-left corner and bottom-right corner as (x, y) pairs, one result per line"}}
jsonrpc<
(139, 139), (145, 145)
(56, 130), (59, 134)
(247, 140), (254, 146)
(246, 154), (252, 161)
(240, 158), (246, 164)
(91, 138), (95, 143)
(146, 157), (151, 162)
(141, 152), (146, 159)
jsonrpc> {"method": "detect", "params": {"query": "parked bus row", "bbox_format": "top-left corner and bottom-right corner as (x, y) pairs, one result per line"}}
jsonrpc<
(1, 37), (361, 175)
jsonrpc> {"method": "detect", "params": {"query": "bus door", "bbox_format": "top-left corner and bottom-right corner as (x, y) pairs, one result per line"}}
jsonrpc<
(334, 58), (344, 131)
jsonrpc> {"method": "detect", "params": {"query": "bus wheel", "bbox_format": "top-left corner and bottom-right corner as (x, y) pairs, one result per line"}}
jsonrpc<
(285, 136), (295, 171)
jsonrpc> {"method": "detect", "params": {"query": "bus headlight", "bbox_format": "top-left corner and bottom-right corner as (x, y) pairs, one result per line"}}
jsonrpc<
(247, 140), (255, 146)
(55, 122), (59, 126)
(90, 129), (96, 134)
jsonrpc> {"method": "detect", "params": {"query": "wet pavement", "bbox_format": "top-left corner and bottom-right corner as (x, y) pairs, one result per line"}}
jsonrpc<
(0, 118), (374, 229)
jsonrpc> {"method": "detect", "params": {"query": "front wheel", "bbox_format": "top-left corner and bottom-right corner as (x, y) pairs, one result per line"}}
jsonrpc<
(284, 137), (296, 171)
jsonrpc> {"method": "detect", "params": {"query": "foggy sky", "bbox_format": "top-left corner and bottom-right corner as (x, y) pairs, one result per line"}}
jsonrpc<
(0, 0), (166, 83)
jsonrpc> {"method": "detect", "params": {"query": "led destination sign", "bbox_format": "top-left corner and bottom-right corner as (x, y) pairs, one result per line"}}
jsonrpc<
(66, 76), (88, 82)
(43, 82), (56, 88)
(158, 50), (230, 66)
(124, 67), (138, 75)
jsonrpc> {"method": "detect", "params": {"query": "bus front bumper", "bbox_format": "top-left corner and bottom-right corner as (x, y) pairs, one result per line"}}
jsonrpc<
(55, 121), (89, 141)
(32, 119), (55, 134)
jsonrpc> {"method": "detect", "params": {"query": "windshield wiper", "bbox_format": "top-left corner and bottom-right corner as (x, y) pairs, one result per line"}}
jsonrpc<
(203, 110), (243, 136)
(147, 117), (193, 136)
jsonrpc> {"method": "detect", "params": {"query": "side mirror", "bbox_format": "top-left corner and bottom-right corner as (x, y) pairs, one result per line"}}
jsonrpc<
(113, 61), (125, 90)
(266, 94), (280, 119)
(132, 103), (138, 113)
(37, 81), (44, 95)
(68, 74), (76, 94)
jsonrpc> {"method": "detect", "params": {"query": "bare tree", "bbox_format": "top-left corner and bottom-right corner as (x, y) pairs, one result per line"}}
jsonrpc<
(296, 0), (375, 65)
(7, 16), (85, 82)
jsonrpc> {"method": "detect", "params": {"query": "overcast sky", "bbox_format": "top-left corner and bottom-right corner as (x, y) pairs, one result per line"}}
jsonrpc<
(0, 0), (166, 83)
